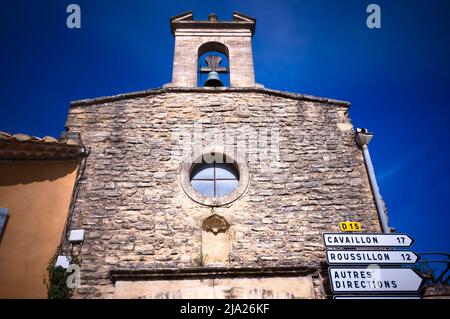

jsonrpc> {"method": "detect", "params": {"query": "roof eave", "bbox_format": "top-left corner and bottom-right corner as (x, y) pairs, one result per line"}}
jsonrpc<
(70, 87), (351, 108)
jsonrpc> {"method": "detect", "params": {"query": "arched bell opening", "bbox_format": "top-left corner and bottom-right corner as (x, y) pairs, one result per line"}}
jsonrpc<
(197, 42), (230, 87)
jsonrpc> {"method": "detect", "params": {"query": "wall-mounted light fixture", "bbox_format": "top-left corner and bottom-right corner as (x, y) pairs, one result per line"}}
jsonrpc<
(69, 229), (85, 243)
(55, 256), (70, 269)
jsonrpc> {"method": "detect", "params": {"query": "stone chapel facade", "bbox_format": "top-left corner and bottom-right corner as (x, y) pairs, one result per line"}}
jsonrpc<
(63, 11), (383, 299)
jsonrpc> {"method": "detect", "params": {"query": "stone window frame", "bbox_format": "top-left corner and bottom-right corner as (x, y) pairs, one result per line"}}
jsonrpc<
(179, 149), (250, 207)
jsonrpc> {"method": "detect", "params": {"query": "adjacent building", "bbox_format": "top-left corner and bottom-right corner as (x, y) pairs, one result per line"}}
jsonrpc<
(0, 131), (83, 298)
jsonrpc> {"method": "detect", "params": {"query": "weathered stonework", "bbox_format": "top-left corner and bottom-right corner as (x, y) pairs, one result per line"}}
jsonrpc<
(113, 276), (316, 299)
(64, 87), (382, 298)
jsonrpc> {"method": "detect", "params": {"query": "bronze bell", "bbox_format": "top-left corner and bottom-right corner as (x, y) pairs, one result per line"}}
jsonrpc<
(204, 71), (223, 87)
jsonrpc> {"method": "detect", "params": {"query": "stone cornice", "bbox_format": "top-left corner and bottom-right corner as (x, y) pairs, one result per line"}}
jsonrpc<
(70, 87), (351, 108)
(170, 11), (256, 35)
(110, 265), (320, 282)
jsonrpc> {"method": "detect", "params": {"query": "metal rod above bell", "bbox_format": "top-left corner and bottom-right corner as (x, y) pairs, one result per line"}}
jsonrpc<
(204, 71), (224, 87)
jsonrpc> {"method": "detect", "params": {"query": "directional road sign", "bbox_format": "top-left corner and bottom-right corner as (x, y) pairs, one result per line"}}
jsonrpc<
(326, 250), (419, 265)
(329, 267), (424, 293)
(323, 233), (414, 247)
(334, 296), (421, 299)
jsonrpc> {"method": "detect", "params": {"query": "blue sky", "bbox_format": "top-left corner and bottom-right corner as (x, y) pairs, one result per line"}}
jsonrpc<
(0, 0), (449, 254)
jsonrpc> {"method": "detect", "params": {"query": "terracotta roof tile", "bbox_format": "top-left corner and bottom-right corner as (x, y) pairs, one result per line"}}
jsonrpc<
(0, 131), (83, 160)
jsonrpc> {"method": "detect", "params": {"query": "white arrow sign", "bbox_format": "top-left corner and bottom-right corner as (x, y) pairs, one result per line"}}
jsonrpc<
(329, 267), (424, 293)
(326, 250), (419, 264)
(323, 233), (414, 247)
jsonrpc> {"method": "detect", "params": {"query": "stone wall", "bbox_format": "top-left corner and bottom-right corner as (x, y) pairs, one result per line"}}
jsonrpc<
(65, 87), (382, 298)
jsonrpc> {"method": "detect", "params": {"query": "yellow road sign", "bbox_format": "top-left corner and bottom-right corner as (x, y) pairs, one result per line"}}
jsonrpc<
(339, 222), (361, 232)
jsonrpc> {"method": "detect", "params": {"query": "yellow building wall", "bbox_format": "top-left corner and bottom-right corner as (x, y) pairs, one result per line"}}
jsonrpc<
(0, 160), (79, 298)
